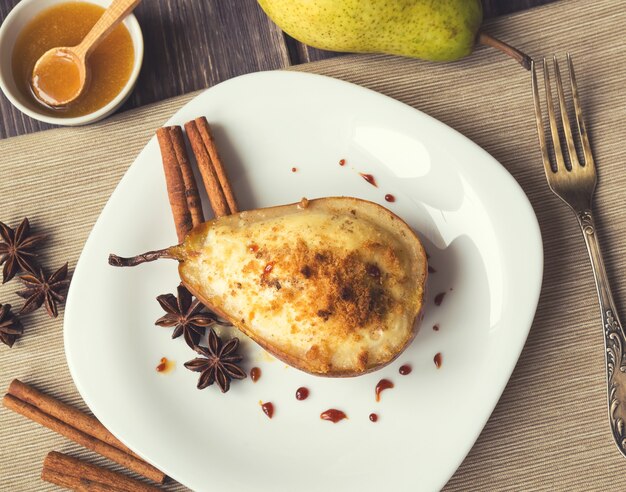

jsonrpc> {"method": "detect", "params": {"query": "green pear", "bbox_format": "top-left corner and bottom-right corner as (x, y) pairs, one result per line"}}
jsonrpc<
(258, 0), (531, 68)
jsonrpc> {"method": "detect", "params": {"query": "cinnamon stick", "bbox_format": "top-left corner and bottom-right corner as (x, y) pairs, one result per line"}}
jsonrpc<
(157, 126), (199, 241)
(184, 120), (229, 218)
(8, 380), (140, 460)
(2, 394), (166, 484)
(41, 469), (121, 492)
(43, 452), (160, 492)
(193, 117), (238, 214)
(165, 126), (204, 227)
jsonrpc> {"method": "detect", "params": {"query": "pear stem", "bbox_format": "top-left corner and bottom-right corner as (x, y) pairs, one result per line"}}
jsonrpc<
(478, 31), (532, 71)
(108, 248), (176, 267)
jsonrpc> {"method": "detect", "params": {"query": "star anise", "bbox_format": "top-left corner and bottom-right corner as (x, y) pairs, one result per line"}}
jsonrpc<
(0, 218), (46, 284)
(0, 304), (23, 348)
(17, 263), (70, 318)
(184, 328), (246, 392)
(155, 285), (216, 349)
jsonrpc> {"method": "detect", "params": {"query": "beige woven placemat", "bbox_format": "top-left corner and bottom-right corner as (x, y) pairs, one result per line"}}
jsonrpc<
(2, 0), (626, 490)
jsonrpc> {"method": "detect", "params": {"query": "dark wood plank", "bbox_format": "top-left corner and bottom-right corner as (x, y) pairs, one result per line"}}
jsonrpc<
(482, 0), (558, 16)
(291, 0), (561, 63)
(0, 0), (289, 139)
(0, 0), (557, 139)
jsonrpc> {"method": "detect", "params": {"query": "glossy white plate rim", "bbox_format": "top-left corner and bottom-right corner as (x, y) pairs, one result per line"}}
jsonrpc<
(64, 70), (543, 492)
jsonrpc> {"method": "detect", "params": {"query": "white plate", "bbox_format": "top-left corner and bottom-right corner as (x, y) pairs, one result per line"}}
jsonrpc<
(65, 71), (542, 492)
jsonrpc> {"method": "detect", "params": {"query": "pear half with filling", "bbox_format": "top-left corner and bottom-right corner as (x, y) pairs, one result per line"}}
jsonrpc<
(110, 197), (427, 377)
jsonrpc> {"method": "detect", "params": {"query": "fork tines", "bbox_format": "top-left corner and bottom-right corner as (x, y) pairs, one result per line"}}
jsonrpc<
(531, 54), (595, 176)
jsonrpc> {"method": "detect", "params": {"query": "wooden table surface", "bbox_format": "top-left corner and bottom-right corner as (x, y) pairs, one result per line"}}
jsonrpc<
(0, 0), (557, 139)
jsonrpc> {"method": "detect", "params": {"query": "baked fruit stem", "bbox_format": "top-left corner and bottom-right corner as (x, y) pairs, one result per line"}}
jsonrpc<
(108, 248), (177, 267)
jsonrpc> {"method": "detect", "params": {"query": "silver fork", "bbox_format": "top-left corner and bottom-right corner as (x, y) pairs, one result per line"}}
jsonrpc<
(532, 54), (626, 457)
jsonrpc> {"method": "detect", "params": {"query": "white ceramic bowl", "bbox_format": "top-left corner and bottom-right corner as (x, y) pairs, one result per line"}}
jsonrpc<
(0, 0), (143, 126)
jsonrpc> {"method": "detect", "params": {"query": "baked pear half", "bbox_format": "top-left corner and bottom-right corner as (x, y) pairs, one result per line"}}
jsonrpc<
(110, 197), (427, 377)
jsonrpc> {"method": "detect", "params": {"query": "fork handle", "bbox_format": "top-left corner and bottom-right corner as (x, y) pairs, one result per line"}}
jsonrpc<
(577, 209), (626, 457)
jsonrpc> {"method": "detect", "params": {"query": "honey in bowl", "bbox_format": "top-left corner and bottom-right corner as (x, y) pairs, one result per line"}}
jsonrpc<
(31, 50), (83, 107)
(12, 2), (134, 117)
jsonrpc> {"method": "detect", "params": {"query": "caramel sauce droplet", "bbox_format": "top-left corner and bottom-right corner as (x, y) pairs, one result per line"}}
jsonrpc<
(320, 409), (347, 423)
(250, 367), (261, 382)
(434, 353), (443, 368)
(261, 402), (274, 419)
(260, 262), (273, 281)
(375, 379), (394, 402)
(359, 173), (378, 187)
(296, 387), (309, 400)
(156, 357), (174, 373)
